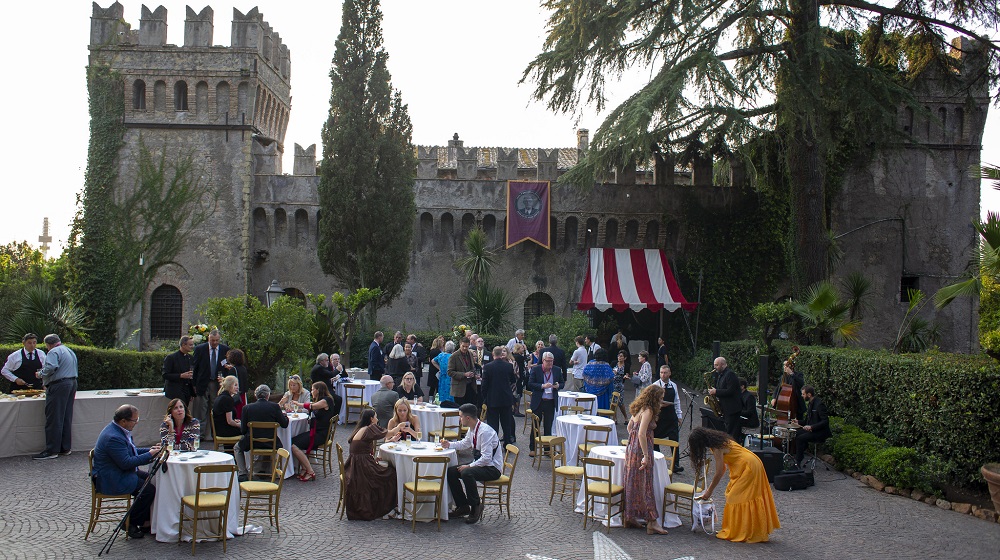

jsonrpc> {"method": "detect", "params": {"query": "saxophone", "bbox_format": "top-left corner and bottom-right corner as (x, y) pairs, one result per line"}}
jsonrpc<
(703, 370), (724, 416)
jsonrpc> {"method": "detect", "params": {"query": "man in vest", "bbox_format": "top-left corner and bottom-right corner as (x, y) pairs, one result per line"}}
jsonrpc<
(1, 333), (46, 392)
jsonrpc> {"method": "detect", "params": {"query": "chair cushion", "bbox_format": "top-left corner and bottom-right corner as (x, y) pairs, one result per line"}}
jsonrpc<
(347, 399), (365, 406)
(181, 494), (228, 508)
(442, 430), (460, 439)
(554, 466), (584, 476)
(484, 475), (510, 486)
(537, 435), (555, 443)
(240, 481), (279, 493)
(404, 481), (441, 493)
(578, 443), (597, 452)
(664, 482), (702, 494)
(596, 409), (614, 415)
(586, 482), (623, 495)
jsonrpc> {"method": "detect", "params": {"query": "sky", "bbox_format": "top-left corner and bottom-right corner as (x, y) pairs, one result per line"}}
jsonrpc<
(2, 1), (997, 253)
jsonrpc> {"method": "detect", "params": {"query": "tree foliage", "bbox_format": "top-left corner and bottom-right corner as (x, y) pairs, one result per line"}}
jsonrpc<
(308, 287), (382, 366)
(4, 284), (89, 344)
(524, 0), (999, 291)
(318, 0), (417, 313)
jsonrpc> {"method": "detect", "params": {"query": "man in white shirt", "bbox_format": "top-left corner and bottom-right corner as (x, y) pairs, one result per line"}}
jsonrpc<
(506, 329), (525, 351)
(584, 334), (601, 361)
(652, 364), (684, 472)
(443, 403), (503, 524)
(1, 333), (46, 391)
(568, 336), (589, 391)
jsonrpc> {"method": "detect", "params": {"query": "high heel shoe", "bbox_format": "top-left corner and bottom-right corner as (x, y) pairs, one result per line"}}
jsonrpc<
(298, 472), (316, 482)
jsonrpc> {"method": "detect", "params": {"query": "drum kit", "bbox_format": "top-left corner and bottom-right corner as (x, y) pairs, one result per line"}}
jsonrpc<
(762, 407), (801, 468)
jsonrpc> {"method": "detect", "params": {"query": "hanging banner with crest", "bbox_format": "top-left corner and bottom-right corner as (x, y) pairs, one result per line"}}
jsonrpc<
(505, 180), (551, 249)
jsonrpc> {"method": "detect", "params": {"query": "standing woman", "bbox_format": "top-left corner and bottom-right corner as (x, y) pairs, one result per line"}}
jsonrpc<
(290, 382), (335, 482)
(511, 343), (527, 417)
(622, 384), (668, 534)
(433, 341), (454, 405)
(531, 340), (545, 368)
(656, 337), (669, 371)
(159, 398), (200, 451)
(222, 349), (249, 419)
(582, 348), (614, 410)
(632, 351), (653, 391)
(689, 427), (780, 542)
(427, 336), (445, 399)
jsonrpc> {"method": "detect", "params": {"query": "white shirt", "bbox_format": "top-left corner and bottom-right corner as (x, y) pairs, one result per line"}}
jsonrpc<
(571, 347), (588, 379)
(654, 378), (683, 420)
(1, 348), (46, 382)
(588, 342), (601, 355)
(506, 337), (523, 351)
(450, 420), (503, 470)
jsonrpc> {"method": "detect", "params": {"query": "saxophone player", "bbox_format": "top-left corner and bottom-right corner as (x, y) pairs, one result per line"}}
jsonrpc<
(708, 357), (742, 441)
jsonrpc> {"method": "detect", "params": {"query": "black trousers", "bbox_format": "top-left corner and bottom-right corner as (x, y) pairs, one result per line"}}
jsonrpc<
(131, 471), (156, 528)
(530, 399), (556, 451)
(723, 412), (743, 443)
(794, 430), (829, 464)
(447, 465), (501, 508)
(486, 405), (515, 445)
(44, 378), (77, 455)
(456, 392), (478, 408)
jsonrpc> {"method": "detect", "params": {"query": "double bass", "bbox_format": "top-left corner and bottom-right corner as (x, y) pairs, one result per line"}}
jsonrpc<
(771, 347), (803, 449)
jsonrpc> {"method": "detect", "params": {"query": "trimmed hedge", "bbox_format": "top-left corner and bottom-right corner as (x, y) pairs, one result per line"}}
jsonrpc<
(0, 344), (167, 392)
(827, 417), (934, 493)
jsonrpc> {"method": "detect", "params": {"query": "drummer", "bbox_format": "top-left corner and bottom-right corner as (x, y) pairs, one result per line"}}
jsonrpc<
(1, 333), (45, 391)
(793, 386), (831, 466)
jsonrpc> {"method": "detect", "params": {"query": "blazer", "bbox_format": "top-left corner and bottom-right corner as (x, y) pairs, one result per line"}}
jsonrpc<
(192, 342), (230, 395)
(713, 367), (742, 415)
(367, 340), (385, 377)
(239, 399), (289, 450)
(803, 396), (831, 438)
(370, 388), (398, 428)
(527, 365), (564, 412)
(91, 421), (156, 496)
(447, 349), (478, 398)
(481, 360), (516, 408)
(162, 350), (194, 401)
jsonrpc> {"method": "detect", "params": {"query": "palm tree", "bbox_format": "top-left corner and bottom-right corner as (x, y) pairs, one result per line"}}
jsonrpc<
(790, 281), (861, 346)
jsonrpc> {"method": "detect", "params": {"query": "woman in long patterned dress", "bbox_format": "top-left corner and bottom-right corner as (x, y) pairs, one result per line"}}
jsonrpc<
(582, 348), (614, 410)
(622, 384), (669, 534)
(689, 427), (780, 542)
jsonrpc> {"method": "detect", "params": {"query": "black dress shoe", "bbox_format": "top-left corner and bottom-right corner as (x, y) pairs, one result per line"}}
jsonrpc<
(513, 412), (525, 418)
(126, 526), (144, 539)
(449, 505), (470, 518)
(673, 466), (684, 474)
(465, 503), (484, 524)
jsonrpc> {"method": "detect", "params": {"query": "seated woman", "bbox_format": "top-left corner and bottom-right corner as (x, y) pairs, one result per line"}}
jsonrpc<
(290, 382), (337, 481)
(159, 398), (200, 451)
(213, 375), (242, 439)
(279, 375), (311, 411)
(223, 348), (249, 419)
(689, 427), (781, 542)
(344, 408), (408, 520)
(386, 398), (422, 441)
(395, 372), (424, 402)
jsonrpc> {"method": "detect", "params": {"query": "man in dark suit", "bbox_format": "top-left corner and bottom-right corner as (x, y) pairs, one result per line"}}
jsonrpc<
(367, 331), (385, 380)
(234, 384), (288, 482)
(192, 329), (230, 441)
(482, 346), (517, 445)
(91, 404), (162, 539)
(794, 385), (831, 466)
(543, 334), (567, 374)
(708, 356), (742, 441)
(527, 351), (563, 456)
(162, 336), (195, 404)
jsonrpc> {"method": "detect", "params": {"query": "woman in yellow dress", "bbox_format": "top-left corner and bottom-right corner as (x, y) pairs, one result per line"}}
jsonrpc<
(688, 427), (780, 542)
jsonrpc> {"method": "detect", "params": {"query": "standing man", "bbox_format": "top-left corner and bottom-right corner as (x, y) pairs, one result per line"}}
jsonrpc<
(527, 351), (563, 457)
(447, 337), (478, 407)
(162, 336), (195, 404)
(192, 329), (229, 441)
(406, 334), (426, 382)
(442, 403), (503, 524)
(34, 334), (78, 460)
(2, 333), (45, 391)
(708, 356), (742, 442)
(794, 385), (832, 466)
(610, 329), (630, 373)
(652, 365), (683, 472)
(544, 334), (567, 375)
(482, 346), (517, 445)
(585, 334), (601, 362)
(506, 329), (525, 352)
(367, 331), (385, 380)
(568, 336), (588, 392)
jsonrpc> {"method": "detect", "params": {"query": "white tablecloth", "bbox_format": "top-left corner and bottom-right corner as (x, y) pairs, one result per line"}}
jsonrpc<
(337, 380), (381, 424)
(278, 413), (309, 478)
(0, 389), (169, 458)
(380, 442), (457, 521)
(554, 414), (617, 466)
(410, 404), (453, 442)
(557, 391), (598, 415)
(574, 445), (682, 528)
(151, 450), (241, 542)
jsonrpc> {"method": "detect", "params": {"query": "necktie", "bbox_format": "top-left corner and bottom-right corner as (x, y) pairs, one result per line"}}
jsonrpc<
(211, 348), (217, 377)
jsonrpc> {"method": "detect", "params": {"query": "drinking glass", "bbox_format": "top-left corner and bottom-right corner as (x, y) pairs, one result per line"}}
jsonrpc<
(193, 438), (200, 452)
(167, 440), (174, 453)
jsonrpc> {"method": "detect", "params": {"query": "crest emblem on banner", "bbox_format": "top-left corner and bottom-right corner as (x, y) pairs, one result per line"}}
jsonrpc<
(506, 181), (551, 249)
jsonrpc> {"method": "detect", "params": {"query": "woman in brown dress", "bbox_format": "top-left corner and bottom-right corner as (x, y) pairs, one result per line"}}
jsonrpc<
(343, 408), (405, 520)
(623, 384), (669, 534)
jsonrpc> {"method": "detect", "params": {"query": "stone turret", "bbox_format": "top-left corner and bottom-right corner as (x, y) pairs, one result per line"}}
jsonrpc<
(184, 6), (214, 47)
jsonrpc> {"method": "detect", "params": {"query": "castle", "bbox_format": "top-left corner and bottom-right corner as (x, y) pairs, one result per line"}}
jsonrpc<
(88, 3), (987, 353)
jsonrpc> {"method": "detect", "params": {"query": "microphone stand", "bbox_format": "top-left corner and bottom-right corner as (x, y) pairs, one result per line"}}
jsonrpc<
(98, 449), (170, 556)
(682, 388), (698, 431)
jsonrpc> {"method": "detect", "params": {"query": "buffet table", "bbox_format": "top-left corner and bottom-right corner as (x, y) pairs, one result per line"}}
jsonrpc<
(0, 389), (169, 458)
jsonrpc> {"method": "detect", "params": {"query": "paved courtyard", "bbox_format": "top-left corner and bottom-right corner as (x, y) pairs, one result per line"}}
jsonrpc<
(2, 394), (998, 560)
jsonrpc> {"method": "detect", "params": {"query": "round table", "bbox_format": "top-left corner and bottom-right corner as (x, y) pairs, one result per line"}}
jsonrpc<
(554, 414), (617, 466)
(573, 445), (682, 528)
(410, 403), (453, 441)
(337, 379), (381, 424)
(278, 412), (309, 478)
(151, 450), (241, 542)
(557, 391), (598, 415)
(379, 442), (458, 521)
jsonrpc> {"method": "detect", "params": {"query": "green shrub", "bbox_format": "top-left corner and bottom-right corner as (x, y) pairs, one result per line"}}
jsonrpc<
(869, 447), (923, 490)
(830, 429), (886, 473)
(0, 344), (167, 391)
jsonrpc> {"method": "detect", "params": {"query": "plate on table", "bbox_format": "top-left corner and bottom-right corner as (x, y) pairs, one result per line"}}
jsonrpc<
(123, 390), (142, 396)
(410, 442), (428, 449)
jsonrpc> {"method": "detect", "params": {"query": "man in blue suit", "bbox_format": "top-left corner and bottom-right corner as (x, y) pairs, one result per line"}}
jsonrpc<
(91, 404), (162, 539)
(527, 352), (563, 457)
(367, 331), (385, 380)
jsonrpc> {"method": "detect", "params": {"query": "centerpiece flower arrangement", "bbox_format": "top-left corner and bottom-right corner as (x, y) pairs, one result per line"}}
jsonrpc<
(188, 323), (215, 344)
(452, 324), (470, 339)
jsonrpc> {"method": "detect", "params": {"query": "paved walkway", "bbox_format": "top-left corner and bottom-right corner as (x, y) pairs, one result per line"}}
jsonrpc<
(2, 396), (997, 559)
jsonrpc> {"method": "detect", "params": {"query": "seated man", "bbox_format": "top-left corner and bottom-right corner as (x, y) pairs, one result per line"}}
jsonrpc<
(738, 379), (760, 430)
(91, 404), (163, 539)
(794, 385), (831, 466)
(235, 384), (288, 482)
(370, 375), (398, 428)
(442, 403), (503, 524)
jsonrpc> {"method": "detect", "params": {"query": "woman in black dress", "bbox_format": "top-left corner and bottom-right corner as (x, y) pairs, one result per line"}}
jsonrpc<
(427, 336), (444, 399)
(213, 375), (242, 439)
(395, 372), (424, 401)
(290, 382), (336, 481)
(222, 348), (249, 419)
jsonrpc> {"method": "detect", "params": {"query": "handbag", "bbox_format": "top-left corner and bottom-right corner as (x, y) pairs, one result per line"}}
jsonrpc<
(691, 499), (716, 534)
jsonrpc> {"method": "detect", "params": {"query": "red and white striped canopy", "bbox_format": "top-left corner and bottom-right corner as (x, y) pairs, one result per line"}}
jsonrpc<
(578, 248), (697, 313)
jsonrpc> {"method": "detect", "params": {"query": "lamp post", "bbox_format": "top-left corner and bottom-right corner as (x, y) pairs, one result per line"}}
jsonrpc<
(265, 279), (285, 308)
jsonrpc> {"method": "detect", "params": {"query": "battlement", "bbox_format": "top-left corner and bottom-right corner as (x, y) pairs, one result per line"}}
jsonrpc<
(90, 3), (290, 81)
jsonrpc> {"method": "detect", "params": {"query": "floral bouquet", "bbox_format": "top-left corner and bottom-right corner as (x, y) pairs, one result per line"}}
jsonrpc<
(452, 324), (470, 339)
(188, 323), (215, 344)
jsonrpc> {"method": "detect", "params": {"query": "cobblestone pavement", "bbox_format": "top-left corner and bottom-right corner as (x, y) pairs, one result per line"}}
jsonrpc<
(2, 392), (998, 560)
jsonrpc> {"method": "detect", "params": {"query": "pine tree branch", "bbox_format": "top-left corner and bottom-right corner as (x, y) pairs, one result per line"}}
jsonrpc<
(822, 0), (1000, 50)
(718, 42), (791, 60)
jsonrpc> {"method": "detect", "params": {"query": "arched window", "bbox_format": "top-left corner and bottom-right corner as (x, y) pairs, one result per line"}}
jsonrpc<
(482, 214), (497, 247)
(644, 221), (660, 249)
(283, 288), (307, 306)
(524, 292), (555, 326)
(604, 219), (619, 247)
(195, 81), (208, 116)
(564, 217), (578, 249)
(253, 207), (269, 247)
(132, 79), (146, 110)
(238, 82), (250, 117)
(439, 212), (455, 252)
(216, 81), (230, 115)
(274, 208), (287, 246)
(294, 209), (309, 248)
(420, 212), (434, 250)
(154, 80), (166, 112)
(174, 81), (189, 111)
(150, 285), (182, 340)
(585, 218), (599, 248)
